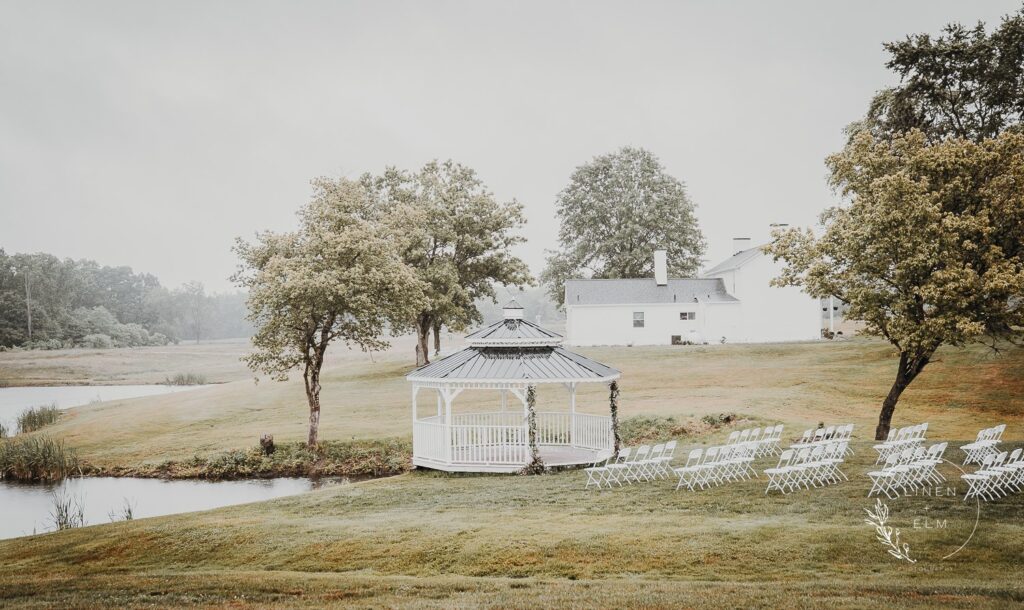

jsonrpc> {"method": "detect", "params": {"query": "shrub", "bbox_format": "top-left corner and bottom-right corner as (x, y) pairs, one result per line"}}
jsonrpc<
(619, 415), (690, 445)
(81, 333), (114, 349)
(50, 490), (86, 530)
(700, 412), (737, 427)
(0, 421), (7, 439)
(134, 438), (413, 480)
(17, 403), (61, 433)
(26, 339), (63, 350)
(0, 435), (80, 481)
(108, 498), (135, 522)
(163, 373), (208, 386)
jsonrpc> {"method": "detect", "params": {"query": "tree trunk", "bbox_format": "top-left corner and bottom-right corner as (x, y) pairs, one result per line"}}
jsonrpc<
(432, 321), (442, 356)
(524, 384), (544, 473)
(304, 364), (322, 447)
(875, 351), (930, 440)
(415, 317), (431, 366)
(609, 380), (621, 457)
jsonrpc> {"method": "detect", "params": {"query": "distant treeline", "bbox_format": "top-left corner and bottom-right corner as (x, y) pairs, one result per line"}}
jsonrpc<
(0, 250), (251, 349)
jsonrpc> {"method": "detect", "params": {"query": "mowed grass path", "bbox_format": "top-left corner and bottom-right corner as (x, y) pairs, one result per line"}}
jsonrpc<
(2, 442), (1023, 608)
(31, 337), (1024, 467)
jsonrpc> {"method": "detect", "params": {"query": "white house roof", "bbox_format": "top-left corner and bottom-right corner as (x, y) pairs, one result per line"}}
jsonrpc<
(564, 278), (738, 306)
(702, 244), (768, 276)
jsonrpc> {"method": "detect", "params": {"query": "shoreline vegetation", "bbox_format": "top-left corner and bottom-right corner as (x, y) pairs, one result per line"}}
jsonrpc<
(0, 415), (744, 482)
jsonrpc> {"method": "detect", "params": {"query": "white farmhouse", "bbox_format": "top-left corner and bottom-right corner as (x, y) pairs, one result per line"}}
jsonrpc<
(564, 239), (821, 346)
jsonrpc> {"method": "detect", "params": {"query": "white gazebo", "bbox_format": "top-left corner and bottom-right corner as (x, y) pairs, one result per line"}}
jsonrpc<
(408, 301), (622, 473)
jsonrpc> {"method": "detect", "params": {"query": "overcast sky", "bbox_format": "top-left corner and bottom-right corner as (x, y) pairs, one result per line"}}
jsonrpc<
(1, 1), (1019, 292)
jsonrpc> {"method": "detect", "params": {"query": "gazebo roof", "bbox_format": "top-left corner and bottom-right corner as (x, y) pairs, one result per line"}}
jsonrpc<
(407, 345), (620, 384)
(464, 318), (562, 347)
(407, 301), (620, 386)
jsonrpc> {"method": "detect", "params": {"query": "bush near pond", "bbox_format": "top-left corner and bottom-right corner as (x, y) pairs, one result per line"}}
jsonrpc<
(163, 373), (208, 386)
(16, 403), (61, 434)
(0, 435), (80, 481)
(88, 438), (413, 480)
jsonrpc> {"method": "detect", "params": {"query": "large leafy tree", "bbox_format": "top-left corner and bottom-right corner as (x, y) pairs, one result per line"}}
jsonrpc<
(233, 177), (424, 446)
(767, 130), (1024, 440)
(853, 9), (1024, 144)
(363, 160), (532, 366)
(542, 146), (705, 306)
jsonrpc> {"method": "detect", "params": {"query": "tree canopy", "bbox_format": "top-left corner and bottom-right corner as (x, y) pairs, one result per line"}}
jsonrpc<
(767, 129), (1024, 439)
(233, 177), (425, 445)
(363, 160), (532, 365)
(853, 8), (1024, 143)
(0, 250), (249, 349)
(542, 146), (705, 306)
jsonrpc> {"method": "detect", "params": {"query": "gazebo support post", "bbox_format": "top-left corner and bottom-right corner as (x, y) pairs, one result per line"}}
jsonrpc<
(568, 382), (577, 448)
(411, 385), (419, 422)
(443, 388), (453, 464)
(609, 380), (621, 457)
(523, 384), (544, 473)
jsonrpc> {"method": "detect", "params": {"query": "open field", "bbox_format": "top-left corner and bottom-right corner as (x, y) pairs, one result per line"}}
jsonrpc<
(2, 441), (1023, 608)
(3, 338), (1024, 608)
(24, 337), (1024, 470)
(0, 339), (255, 387)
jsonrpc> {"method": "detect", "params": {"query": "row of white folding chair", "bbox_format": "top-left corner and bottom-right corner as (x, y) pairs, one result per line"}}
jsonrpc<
(962, 448), (1024, 501)
(960, 424), (1006, 465)
(873, 423), (929, 463)
(763, 441), (848, 494)
(791, 424), (855, 455)
(866, 442), (948, 499)
(757, 425), (785, 457)
(673, 442), (758, 491)
(725, 425), (784, 458)
(584, 441), (677, 489)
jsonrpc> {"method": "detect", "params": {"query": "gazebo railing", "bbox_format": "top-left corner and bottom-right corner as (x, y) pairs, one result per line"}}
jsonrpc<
(572, 412), (613, 451)
(412, 418), (447, 462)
(451, 423), (526, 464)
(536, 411), (571, 445)
(413, 411), (612, 466)
(451, 412), (522, 428)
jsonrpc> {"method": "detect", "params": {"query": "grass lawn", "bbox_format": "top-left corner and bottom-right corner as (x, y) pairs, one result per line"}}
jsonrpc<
(2, 337), (1023, 607)
(0, 339), (254, 387)
(2, 442), (1023, 608)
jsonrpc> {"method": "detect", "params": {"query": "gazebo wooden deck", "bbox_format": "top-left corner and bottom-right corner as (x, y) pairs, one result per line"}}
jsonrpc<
(407, 301), (622, 473)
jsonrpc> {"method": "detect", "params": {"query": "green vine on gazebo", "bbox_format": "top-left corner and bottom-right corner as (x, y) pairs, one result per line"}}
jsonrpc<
(610, 380), (621, 457)
(521, 384), (545, 474)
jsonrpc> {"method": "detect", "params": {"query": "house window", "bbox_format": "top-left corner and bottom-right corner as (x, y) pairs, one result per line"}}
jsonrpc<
(680, 312), (696, 320)
(632, 312), (645, 328)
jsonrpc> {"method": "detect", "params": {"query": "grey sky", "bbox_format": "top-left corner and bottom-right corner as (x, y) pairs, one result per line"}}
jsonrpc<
(1, 1), (1019, 292)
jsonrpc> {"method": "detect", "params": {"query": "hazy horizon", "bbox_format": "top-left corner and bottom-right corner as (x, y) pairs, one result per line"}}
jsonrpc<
(2, 0), (1020, 292)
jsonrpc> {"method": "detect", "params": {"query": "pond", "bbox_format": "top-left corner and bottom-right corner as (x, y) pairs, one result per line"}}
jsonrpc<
(0, 384), (202, 433)
(0, 476), (337, 540)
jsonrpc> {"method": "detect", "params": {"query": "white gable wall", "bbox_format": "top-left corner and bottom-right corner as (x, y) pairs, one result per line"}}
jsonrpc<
(566, 302), (741, 346)
(703, 251), (820, 343)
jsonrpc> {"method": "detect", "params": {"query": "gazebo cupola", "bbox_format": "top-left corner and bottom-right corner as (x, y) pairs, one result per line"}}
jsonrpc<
(407, 301), (622, 473)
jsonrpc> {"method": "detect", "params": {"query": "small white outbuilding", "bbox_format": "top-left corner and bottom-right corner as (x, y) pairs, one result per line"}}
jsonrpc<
(565, 240), (821, 346)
